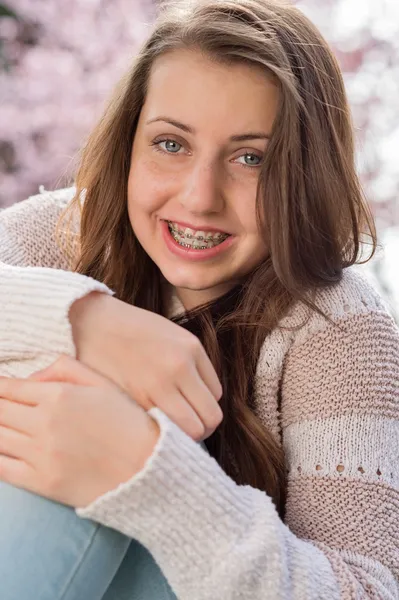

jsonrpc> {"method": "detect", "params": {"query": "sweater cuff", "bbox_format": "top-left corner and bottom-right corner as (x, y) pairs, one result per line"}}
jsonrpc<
(0, 264), (113, 359)
(75, 407), (274, 568)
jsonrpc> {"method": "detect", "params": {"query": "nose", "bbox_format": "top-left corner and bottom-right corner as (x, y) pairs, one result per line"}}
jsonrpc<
(178, 160), (224, 215)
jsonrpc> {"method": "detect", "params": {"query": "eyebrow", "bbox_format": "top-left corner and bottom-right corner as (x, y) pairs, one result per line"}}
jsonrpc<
(146, 117), (270, 141)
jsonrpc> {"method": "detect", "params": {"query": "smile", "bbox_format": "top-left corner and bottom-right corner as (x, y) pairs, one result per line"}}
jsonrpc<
(167, 221), (230, 250)
(161, 220), (235, 262)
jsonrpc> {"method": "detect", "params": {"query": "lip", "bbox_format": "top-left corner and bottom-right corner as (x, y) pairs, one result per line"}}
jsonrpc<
(162, 219), (231, 235)
(160, 220), (235, 262)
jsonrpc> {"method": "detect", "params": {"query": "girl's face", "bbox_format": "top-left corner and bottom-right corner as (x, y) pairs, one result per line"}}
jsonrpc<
(127, 49), (279, 310)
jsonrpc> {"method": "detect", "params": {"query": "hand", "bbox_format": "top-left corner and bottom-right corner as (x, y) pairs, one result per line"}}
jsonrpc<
(0, 357), (160, 508)
(67, 292), (223, 441)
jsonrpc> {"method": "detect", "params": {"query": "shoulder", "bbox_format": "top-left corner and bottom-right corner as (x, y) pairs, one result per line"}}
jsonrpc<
(278, 267), (399, 388)
(313, 267), (390, 318)
(0, 186), (76, 268)
(258, 267), (395, 362)
(280, 266), (395, 348)
(0, 186), (75, 232)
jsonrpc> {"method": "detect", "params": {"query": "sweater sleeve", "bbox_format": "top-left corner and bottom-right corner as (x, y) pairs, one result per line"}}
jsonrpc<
(76, 307), (399, 600)
(0, 188), (113, 373)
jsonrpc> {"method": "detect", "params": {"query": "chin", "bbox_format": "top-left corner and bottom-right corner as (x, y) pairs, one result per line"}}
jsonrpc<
(162, 267), (215, 288)
(166, 276), (215, 291)
(170, 275), (236, 300)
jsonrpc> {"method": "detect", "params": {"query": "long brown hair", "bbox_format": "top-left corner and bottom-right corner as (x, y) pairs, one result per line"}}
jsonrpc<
(60, 0), (377, 519)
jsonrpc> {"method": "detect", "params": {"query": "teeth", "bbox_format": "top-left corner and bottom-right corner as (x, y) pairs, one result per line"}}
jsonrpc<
(169, 222), (228, 240)
(169, 223), (229, 250)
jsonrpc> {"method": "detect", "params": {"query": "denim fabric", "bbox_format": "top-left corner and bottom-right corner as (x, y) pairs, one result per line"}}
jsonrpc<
(0, 481), (176, 600)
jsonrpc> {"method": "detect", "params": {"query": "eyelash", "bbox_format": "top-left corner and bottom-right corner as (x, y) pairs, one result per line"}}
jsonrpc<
(150, 138), (263, 170)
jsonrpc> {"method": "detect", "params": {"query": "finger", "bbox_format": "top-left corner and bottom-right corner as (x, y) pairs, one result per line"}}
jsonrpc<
(30, 355), (114, 389)
(0, 455), (37, 492)
(0, 379), (39, 406)
(178, 366), (223, 439)
(156, 389), (206, 441)
(195, 346), (223, 401)
(0, 379), (68, 410)
(0, 397), (37, 435)
(0, 425), (31, 461)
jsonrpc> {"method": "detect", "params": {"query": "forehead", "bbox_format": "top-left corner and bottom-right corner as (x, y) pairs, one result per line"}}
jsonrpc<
(141, 49), (279, 136)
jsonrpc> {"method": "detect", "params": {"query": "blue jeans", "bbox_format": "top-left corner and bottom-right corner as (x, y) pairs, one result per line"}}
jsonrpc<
(0, 482), (178, 600)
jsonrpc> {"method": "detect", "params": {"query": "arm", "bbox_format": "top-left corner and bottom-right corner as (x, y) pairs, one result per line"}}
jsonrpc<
(0, 188), (113, 374)
(76, 307), (399, 599)
(0, 189), (223, 440)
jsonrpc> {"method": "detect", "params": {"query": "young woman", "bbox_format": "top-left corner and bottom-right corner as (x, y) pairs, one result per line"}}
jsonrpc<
(0, 0), (398, 598)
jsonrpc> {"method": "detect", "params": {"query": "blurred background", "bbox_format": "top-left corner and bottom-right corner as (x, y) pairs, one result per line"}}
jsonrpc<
(0, 0), (398, 318)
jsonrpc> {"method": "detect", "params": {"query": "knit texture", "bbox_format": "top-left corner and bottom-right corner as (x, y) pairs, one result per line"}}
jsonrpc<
(1, 187), (398, 599)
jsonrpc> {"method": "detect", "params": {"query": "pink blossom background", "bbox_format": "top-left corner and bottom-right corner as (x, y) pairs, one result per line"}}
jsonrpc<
(0, 0), (155, 205)
(1, 0), (398, 314)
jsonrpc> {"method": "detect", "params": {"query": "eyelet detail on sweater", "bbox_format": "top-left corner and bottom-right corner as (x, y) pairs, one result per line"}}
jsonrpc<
(295, 465), (386, 477)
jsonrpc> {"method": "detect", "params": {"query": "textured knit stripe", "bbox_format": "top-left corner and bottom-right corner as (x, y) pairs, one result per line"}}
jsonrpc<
(284, 414), (398, 487)
(310, 543), (399, 599)
(285, 476), (398, 572)
(281, 312), (399, 427)
(0, 186), (74, 269)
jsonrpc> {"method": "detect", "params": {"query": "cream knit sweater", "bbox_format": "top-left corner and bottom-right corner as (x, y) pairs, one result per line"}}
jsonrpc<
(0, 187), (398, 600)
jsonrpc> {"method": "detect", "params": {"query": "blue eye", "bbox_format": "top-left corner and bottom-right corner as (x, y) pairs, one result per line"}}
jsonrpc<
(154, 139), (182, 153)
(236, 153), (262, 167)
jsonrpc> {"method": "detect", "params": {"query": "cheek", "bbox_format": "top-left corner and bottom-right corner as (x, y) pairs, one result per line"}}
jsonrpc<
(127, 159), (168, 215)
(234, 189), (260, 235)
(236, 198), (268, 255)
(249, 218), (268, 255)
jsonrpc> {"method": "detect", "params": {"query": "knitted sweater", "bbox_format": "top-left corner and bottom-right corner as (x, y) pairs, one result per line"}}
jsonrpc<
(0, 187), (398, 600)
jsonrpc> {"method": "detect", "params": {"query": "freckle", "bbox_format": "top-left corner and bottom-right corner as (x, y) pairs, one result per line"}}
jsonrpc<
(297, 466), (302, 473)
(315, 465), (322, 471)
(337, 464), (344, 473)
(358, 466), (365, 474)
